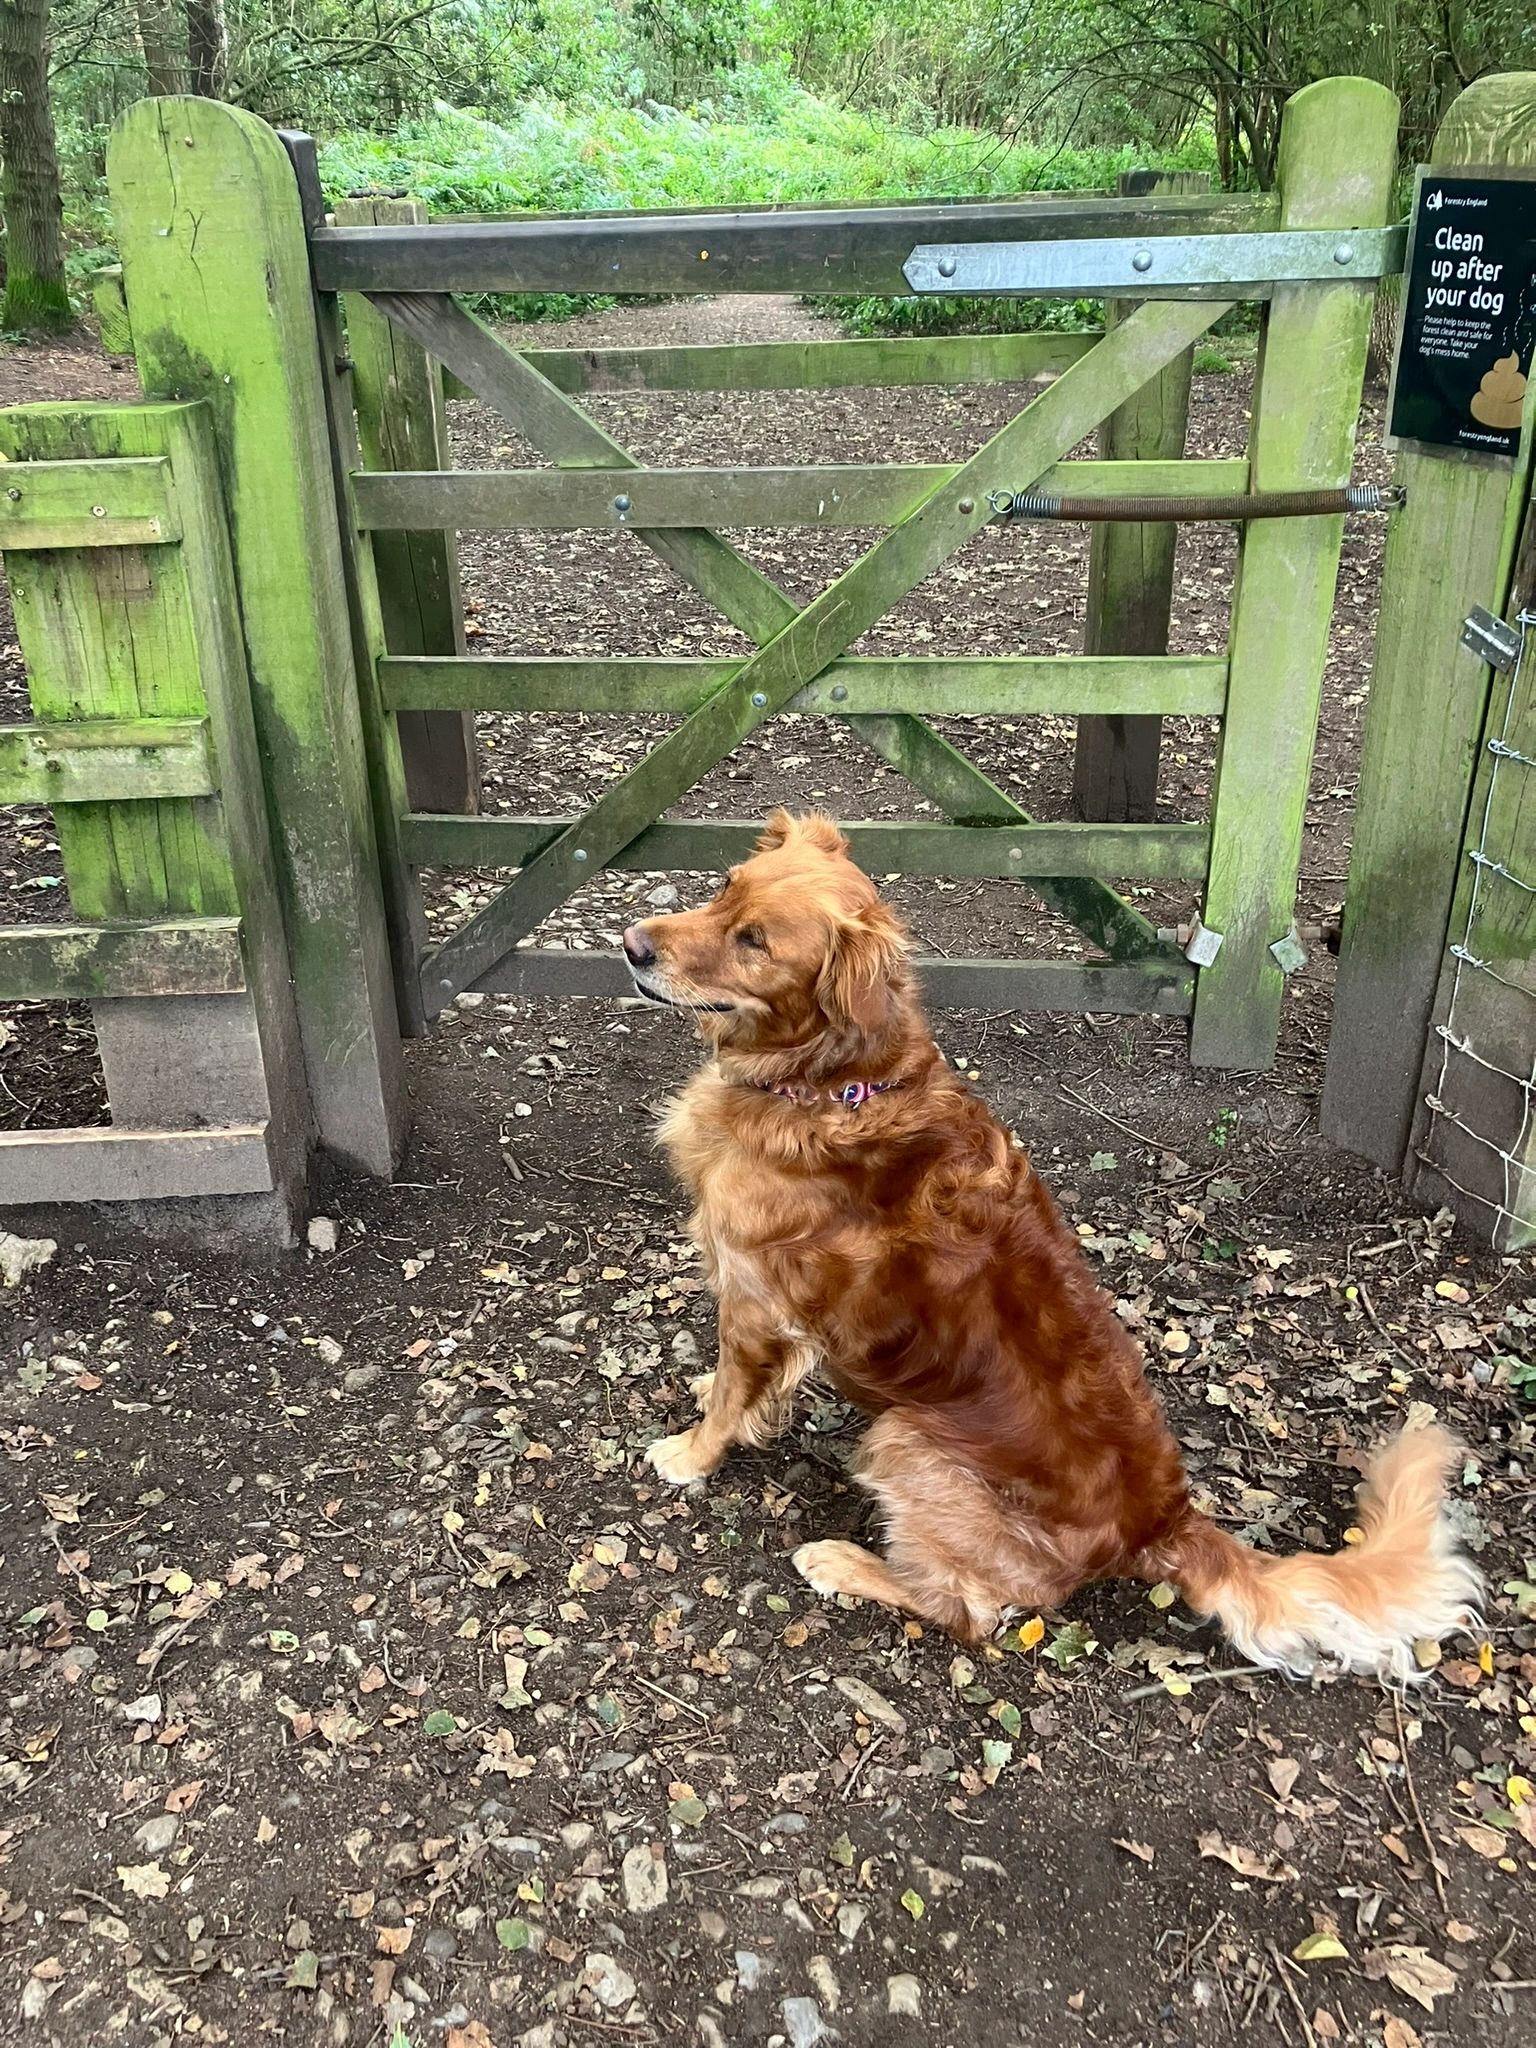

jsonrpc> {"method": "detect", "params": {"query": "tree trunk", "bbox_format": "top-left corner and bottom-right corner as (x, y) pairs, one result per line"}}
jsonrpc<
(136, 0), (183, 94)
(0, 0), (71, 332)
(185, 0), (226, 97)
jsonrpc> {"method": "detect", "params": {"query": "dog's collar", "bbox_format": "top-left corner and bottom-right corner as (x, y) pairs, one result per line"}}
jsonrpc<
(752, 1076), (906, 1110)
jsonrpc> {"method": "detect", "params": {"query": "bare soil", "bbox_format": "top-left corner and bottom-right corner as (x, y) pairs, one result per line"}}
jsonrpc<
(1, 305), (1533, 2048)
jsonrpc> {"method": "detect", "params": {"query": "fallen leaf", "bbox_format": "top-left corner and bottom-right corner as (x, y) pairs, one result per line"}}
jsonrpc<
(1197, 1830), (1297, 1884)
(1266, 1758), (1300, 1802)
(495, 1917), (530, 1952)
(1014, 1614), (1046, 1649)
(116, 1862), (170, 1901)
(164, 1780), (203, 1813)
(375, 1924), (412, 1956)
(1382, 2018), (1424, 2048)
(1147, 1583), (1177, 1610)
(1457, 1823), (1507, 1858)
(1113, 1838), (1154, 1864)
(899, 1889), (925, 1920)
(287, 1950), (320, 1991)
(1292, 1931), (1348, 1962)
(1313, 2011), (1341, 2041)
(1363, 1945), (1456, 2012)
(446, 2025), (495, 2048)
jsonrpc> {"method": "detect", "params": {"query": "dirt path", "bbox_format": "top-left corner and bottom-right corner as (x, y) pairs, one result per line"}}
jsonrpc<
(0, 303), (1533, 2048)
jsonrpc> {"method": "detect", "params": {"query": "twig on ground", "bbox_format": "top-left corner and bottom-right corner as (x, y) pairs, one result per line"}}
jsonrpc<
(1057, 1081), (1168, 1154)
(1394, 1689), (1451, 1916)
(1121, 1663), (1267, 1703)
(1268, 1942), (1319, 2048)
(840, 1731), (884, 1800)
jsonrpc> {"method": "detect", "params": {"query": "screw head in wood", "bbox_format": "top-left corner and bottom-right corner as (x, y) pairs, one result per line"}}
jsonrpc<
(751, 692), (768, 708)
(958, 497), (975, 514)
(612, 494), (631, 513)
(5, 488), (19, 501)
(830, 685), (848, 702)
(1333, 242), (1355, 265)
(91, 505), (106, 517)
(573, 848), (589, 862)
(1131, 249), (1153, 273)
(937, 253), (957, 279)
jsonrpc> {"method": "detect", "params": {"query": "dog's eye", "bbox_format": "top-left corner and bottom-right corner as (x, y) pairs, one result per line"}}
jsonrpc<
(735, 924), (768, 952)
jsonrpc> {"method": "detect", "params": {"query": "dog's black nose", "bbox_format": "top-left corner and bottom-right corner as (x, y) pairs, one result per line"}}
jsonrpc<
(622, 924), (656, 968)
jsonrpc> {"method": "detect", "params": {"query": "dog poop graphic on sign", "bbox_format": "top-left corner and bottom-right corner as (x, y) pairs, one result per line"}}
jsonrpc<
(1470, 351), (1527, 431)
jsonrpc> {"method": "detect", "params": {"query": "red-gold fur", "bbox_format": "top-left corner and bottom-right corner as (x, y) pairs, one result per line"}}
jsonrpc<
(625, 813), (1480, 1680)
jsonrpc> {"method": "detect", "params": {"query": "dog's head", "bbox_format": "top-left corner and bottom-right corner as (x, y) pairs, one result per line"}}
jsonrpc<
(622, 811), (910, 1062)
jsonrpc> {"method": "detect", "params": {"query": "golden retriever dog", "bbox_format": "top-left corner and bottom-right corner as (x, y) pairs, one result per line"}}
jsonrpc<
(621, 811), (1479, 1679)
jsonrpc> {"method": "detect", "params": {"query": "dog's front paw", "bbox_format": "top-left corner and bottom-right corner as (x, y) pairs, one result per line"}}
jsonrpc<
(688, 1370), (717, 1410)
(792, 1540), (864, 1599)
(647, 1427), (719, 1486)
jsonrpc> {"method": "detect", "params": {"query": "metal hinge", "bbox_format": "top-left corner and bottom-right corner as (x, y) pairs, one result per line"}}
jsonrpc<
(903, 224), (1406, 299)
(1461, 607), (1522, 673)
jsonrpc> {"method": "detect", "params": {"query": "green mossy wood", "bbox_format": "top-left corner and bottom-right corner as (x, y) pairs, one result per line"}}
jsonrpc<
(1190, 77), (1399, 1070)
(0, 399), (310, 1216)
(338, 196), (479, 818)
(1323, 72), (1536, 1174)
(108, 96), (406, 1176)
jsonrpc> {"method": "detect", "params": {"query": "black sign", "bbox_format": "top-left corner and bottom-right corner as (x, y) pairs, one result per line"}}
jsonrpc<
(1388, 170), (1536, 459)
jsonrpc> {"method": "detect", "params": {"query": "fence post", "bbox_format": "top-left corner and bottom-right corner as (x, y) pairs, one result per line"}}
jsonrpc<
(336, 195), (480, 816)
(1322, 72), (1536, 1169)
(1073, 168), (1207, 824)
(107, 96), (407, 1176)
(0, 399), (310, 1232)
(1190, 77), (1397, 1069)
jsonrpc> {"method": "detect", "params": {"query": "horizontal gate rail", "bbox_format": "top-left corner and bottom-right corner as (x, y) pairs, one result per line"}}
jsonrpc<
(0, 717), (215, 804)
(355, 458), (1252, 533)
(0, 916), (246, 999)
(313, 192), (1278, 296)
(0, 455), (180, 548)
(506, 332), (1102, 396)
(0, 1123), (272, 1203)
(454, 946), (1193, 1016)
(400, 816), (1210, 881)
(380, 653), (1229, 719)
(904, 224), (1406, 298)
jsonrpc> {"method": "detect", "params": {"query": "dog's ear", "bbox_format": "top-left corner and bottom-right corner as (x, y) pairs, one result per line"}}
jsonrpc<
(756, 810), (849, 859)
(816, 900), (907, 1035)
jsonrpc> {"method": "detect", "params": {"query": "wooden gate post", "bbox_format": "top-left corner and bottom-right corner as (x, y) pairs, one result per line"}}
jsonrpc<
(107, 97), (407, 1177)
(1073, 169), (1207, 824)
(1190, 77), (1397, 1069)
(336, 196), (480, 817)
(1322, 72), (1536, 1170)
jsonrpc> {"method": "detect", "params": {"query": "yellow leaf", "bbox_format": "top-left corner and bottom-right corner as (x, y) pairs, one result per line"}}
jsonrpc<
(1508, 1776), (1534, 1807)
(1015, 1615), (1045, 1650)
(1412, 1637), (1441, 1669)
(1147, 1582), (1177, 1610)
(163, 1569), (193, 1597)
(1478, 1639), (1495, 1676)
(1293, 1932), (1348, 1963)
(1160, 1670), (1192, 1697)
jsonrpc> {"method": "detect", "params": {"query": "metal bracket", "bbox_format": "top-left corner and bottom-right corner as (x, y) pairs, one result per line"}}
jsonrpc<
(1183, 920), (1224, 968)
(1461, 606), (1522, 674)
(903, 224), (1407, 300)
(1269, 927), (1309, 975)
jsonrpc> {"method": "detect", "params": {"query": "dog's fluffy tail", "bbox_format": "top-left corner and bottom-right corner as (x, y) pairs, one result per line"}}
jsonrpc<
(1160, 1426), (1480, 1683)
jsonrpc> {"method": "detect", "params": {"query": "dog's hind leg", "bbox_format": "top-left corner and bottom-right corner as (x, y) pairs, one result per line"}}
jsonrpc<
(792, 1539), (993, 1640)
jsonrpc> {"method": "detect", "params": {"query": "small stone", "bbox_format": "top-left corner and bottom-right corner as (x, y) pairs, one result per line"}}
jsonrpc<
(0, 1230), (56, 1289)
(697, 2018), (728, 2048)
(133, 1813), (181, 1856)
(517, 2026), (559, 2048)
(735, 1950), (770, 1992)
(698, 1909), (729, 1943)
(423, 1929), (457, 1963)
(670, 1328), (701, 1367)
(920, 1746), (956, 1775)
(835, 1904), (866, 1942)
(343, 1361), (383, 1395)
(887, 1974), (922, 2017)
(439, 2006), (470, 2029)
(317, 1335), (344, 1366)
(560, 1821), (595, 1853)
(583, 1953), (637, 2010)
(19, 1978), (54, 2021)
(621, 1842), (668, 1913)
(121, 1692), (162, 1724)
(647, 883), (680, 908)
(284, 1918), (312, 1953)
(306, 1216), (338, 1253)
(807, 1957), (840, 2012)
(782, 1995), (826, 2046)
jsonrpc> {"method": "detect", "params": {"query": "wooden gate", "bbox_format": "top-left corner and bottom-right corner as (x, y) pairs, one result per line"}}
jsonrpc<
(107, 76), (1398, 1099)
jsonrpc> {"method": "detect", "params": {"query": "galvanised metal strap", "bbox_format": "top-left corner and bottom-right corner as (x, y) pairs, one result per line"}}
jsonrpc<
(904, 224), (1408, 298)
